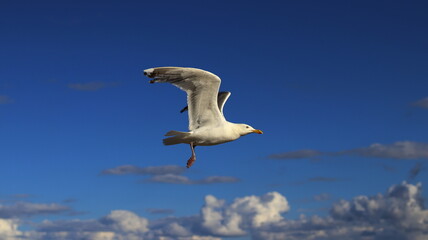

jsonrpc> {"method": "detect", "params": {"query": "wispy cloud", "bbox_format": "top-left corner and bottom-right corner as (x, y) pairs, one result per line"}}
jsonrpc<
(101, 165), (186, 176)
(0, 202), (71, 218)
(102, 165), (239, 185)
(144, 174), (239, 185)
(412, 97), (428, 109)
(67, 81), (119, 91)
(0, 95), (13, 104)
(343, 141), (428, 159)
(270, 141), (428, 160)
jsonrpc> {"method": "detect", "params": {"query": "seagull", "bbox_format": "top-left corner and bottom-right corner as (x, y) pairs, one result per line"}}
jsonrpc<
(144, 67), (263, 168)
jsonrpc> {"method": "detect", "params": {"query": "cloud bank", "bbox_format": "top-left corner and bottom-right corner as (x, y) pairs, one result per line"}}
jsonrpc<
(1, 182), (427, 240)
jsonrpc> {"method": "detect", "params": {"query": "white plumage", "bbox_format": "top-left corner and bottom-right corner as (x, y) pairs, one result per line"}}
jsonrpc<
(144, 67), (262, 168)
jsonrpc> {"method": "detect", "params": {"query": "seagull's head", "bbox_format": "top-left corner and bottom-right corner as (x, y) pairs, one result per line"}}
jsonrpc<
(236, 124), (263, 136)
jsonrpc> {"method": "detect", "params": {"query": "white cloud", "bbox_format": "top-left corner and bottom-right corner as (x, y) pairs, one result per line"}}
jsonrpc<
(31, 231), (116, 240)
(1, 183), (428, 240)
(201, 195), (245, 236)
(331, 182), (427, 228)
(101, 210), (149, 234)
(0, 219), (24, 240)
(255, 182), (428, 240)
(201, 192), (289, 236)
(33, 210), (149, 240)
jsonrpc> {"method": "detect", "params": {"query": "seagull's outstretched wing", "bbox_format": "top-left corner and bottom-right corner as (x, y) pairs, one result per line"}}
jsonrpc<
(180, 91), (231, 114)
(144, 67), (225, 131)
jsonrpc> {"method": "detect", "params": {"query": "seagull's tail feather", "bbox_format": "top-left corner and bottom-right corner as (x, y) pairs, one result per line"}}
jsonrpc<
(164, 130), (188, 136)
(163, 130), (191, 145)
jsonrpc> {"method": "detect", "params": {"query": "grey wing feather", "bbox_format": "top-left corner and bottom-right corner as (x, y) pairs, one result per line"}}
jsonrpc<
(217, 91), (231, 114)
(144, 67), (225, 131)
(180, 91), (231, 114)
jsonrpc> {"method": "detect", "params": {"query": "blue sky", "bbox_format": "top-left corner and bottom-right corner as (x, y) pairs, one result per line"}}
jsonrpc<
(1, 0), (428, 239)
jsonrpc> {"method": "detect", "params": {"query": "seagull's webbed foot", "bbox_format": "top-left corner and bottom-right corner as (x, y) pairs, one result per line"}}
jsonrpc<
(186, 155), (195, 168)
(186, 143), (196, 168)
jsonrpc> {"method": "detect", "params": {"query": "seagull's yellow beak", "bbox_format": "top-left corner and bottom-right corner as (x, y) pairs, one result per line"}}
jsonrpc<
(252, 129), (263, 134)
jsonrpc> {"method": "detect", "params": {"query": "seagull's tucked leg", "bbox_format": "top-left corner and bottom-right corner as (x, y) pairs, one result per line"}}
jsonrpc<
(186, 143), (196, 168)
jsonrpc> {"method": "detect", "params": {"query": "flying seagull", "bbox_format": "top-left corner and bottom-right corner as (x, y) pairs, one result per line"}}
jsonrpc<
(144, 67), (263, 168)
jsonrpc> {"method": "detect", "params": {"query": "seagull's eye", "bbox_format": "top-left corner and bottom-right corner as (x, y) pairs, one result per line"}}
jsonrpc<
(246, 126), (249, 129)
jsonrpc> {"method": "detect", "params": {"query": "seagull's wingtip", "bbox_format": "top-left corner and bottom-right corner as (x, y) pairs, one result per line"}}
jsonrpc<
(143, 68), (155, 77)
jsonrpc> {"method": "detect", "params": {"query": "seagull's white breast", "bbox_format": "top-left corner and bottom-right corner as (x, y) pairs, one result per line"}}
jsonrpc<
(190, 124), (241, 146)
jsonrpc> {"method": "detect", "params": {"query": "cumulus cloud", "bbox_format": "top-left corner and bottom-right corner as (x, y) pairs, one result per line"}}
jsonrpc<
(0, 202), (71, 218)
(34, 210), (149, 240)
(271, 141), (428, 160)
(2, 183), (428, 240)
(201, 192), (289, 236)
(68, 81), (118, 91)
(101, 210), (149, 234)
(0, 95), (13, 104)
(7, 192), (288, 240)
(0, 219), (24, 240)
(412, 97), (428, 109)
(255, 182), (428, 240)
(146, 192), (289, 239)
